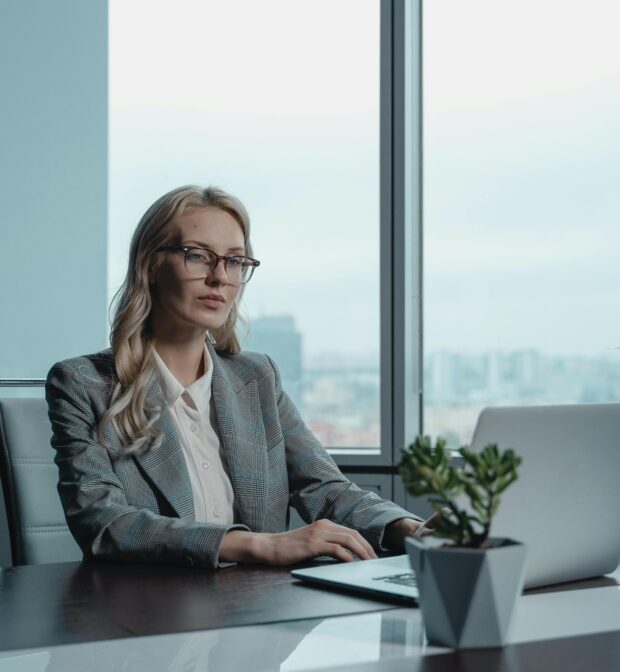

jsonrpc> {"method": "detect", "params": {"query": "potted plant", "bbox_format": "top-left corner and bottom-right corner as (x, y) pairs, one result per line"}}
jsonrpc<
(398, 436), (526, 649)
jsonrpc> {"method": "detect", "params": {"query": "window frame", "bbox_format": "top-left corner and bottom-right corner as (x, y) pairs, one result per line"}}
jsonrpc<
(332, 0), (422, 469)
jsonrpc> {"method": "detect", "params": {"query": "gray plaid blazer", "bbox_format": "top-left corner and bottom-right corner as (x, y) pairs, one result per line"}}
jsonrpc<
(46, 342), (416, 568)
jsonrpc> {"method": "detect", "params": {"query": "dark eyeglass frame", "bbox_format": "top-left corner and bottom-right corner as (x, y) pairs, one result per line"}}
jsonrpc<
(156, 245), (261, 285)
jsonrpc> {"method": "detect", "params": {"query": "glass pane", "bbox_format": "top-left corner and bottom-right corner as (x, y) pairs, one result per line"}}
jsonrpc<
(109, 0), (381, 449)
(423, 0), (620, 447)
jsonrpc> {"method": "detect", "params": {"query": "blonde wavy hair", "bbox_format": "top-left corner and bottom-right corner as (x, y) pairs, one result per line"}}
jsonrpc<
(98, 185), (253, 455)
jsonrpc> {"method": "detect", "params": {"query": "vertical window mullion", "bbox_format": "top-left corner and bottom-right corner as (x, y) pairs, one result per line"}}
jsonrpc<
(392, 0), (423, 465)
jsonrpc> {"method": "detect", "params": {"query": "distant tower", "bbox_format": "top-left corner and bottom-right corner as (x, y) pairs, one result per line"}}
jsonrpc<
(245, 315), (303, 408)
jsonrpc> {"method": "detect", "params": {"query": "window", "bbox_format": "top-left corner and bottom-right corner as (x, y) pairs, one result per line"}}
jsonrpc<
(109, 0), (384, 454)
(423, 0), (620, 446)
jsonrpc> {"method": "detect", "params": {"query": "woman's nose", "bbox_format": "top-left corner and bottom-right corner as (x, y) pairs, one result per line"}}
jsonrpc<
(206, 258), (228, 285)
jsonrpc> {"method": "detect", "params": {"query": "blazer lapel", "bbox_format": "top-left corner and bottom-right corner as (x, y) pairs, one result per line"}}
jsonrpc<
(210, 346), (267, 532)
(134, 376), (195, 520)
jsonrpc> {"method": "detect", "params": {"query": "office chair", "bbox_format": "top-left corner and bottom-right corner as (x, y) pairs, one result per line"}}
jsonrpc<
(0, 398), (82, 565)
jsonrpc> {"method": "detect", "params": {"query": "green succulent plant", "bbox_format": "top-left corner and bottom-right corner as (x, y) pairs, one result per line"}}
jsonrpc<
(398, 436), (522, 548)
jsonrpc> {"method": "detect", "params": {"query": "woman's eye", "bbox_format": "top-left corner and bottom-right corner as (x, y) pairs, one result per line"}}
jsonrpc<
(187, 251), (207, 263)
(227, 257), (242, 267)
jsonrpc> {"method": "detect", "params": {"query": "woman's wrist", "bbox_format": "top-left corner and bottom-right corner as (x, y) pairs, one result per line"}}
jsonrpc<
(219, 530), (258, 563)
(219, 530), (272, 563)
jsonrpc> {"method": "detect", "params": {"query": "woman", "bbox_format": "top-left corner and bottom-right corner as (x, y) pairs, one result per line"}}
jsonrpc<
(46, 185), (423, 568)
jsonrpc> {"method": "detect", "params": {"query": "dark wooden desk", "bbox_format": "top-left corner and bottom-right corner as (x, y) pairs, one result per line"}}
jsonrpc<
(1, 561), (620, 672)
(0, 560), (399, 652)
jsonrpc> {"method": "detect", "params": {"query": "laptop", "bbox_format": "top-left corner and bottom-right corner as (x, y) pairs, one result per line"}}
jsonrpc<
(292, 403), (620, 601)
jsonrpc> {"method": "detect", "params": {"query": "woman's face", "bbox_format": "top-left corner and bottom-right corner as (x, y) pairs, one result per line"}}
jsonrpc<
(149, 206), (246, 338)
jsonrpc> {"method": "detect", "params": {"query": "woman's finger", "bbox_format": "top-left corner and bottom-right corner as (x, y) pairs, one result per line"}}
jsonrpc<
(324, 532), (376, 560)
(321, 542), (358, 563)
(320, 521), (377, 559)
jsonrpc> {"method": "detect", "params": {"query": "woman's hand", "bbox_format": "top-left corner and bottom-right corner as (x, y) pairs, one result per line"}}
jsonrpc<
(383, 518), (426, 551)
(219, 519), (378, 565)
(383, 510), (450, 550)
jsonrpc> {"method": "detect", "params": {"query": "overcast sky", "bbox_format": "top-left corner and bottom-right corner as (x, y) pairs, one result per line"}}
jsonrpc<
(424, 0), (620, 356)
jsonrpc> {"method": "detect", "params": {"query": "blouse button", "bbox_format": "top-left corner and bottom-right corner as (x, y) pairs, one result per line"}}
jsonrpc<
(202, 461), (210, 470)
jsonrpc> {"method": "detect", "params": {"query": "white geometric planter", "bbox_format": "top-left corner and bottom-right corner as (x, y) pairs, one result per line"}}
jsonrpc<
(406, 536), (527, 649)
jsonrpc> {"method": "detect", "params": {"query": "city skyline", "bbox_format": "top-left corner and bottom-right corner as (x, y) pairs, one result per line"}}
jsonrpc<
(244, 312), (620, 449)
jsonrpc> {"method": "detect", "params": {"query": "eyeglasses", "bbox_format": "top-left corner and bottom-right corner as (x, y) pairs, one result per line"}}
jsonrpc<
(156, 246), (260, 285)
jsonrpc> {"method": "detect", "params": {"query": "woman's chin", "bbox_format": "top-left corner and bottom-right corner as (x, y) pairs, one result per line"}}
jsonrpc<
(196, 317), (227, 333)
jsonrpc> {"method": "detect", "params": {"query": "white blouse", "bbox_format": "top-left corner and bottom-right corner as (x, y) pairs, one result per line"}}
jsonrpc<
(152, 346), (235, 525)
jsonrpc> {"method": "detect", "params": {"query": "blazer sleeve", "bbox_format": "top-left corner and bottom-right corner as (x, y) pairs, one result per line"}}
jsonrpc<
(264, 356), (423, 550)
(46, 359), (249, 569)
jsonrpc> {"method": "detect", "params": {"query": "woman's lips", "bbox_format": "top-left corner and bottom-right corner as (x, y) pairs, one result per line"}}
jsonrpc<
(198, 296), (226, 309)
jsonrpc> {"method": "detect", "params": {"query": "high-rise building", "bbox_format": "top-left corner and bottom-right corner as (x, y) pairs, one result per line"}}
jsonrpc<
(244, 315), (303, 409)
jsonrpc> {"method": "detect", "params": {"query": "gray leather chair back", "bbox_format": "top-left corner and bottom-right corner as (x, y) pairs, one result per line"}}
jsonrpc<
(0, 398), (82, 565)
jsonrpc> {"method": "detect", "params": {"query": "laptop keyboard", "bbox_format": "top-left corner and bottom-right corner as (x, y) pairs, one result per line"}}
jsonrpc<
(372, 572), (418, 588)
